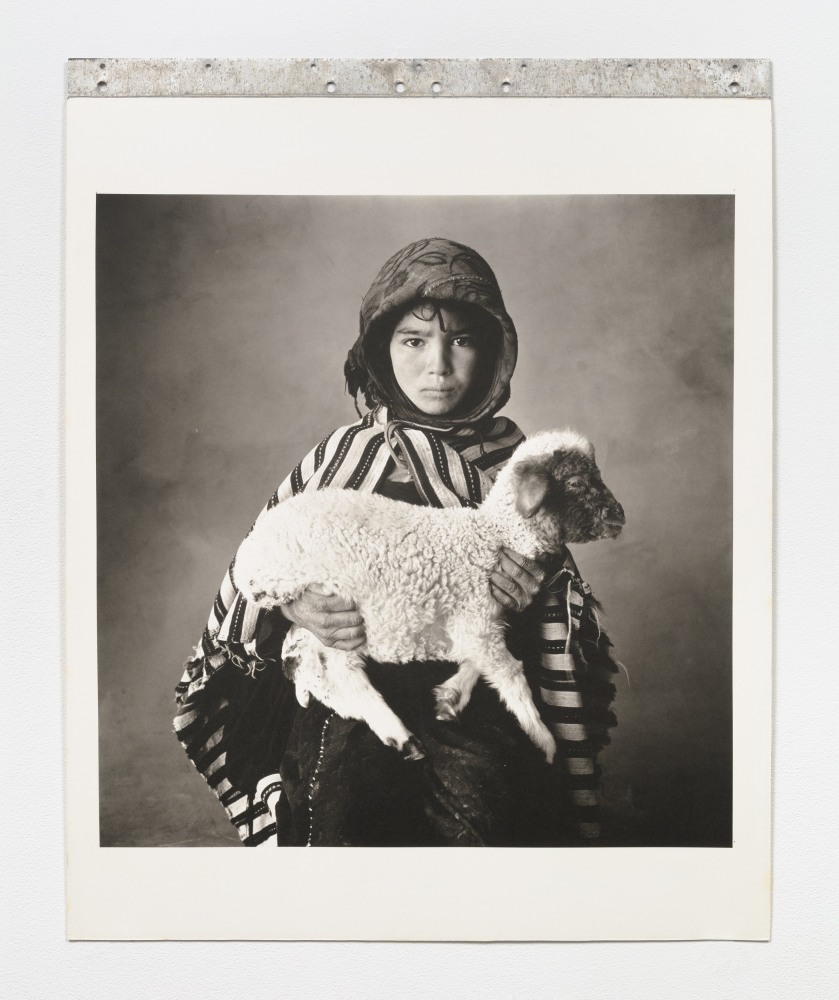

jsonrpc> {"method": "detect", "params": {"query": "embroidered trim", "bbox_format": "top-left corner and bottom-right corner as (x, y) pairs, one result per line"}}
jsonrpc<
(306, 712), (334, 847)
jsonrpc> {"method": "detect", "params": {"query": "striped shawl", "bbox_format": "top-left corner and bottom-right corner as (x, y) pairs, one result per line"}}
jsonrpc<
(174, 408), (618, 845)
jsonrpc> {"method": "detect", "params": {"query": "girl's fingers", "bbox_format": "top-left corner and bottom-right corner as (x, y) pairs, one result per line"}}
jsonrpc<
(320, 622), (366, 647)
(490, 552), (545, 612)
(281, 596), (365, 641)
(498, 548), (544, 592)
(329, 634), (368, 652)
(315, 608), (365, 631)
(489, 574), (522, 611)
(305, 589), (359, 614)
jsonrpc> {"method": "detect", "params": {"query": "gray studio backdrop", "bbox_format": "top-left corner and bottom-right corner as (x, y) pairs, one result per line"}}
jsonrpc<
(96, 194), (733, 847)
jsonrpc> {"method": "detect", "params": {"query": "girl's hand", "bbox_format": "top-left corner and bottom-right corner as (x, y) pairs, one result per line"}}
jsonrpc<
(489, 548), (545, 617)
(280, 584), (367, 651)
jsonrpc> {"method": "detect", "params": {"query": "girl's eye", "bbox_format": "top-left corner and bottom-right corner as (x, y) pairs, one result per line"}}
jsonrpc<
(452, 335), (475, 348)
(401, 338), (424, 348)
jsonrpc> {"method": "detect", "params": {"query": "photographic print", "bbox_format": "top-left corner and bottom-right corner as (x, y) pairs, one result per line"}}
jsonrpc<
(96, 194), (733, 851)
(66, 89), (772, 939)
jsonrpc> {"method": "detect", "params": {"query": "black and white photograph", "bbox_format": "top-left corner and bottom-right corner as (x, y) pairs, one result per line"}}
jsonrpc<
(9, 0), (839, 987)
(64, 92), (772, 940)
(96, 195), (734, 851)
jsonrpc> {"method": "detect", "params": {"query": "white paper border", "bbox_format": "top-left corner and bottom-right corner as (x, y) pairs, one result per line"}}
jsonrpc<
(66, 96), (772, 941)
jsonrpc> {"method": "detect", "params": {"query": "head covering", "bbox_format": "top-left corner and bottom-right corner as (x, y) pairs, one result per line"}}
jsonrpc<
(344, 237), (518, 429)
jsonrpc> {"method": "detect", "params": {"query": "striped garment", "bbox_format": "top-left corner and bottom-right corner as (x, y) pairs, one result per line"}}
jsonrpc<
(174, 408), (618, 845)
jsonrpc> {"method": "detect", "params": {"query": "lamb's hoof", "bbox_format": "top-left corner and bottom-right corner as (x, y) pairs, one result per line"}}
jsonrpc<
(281, 649), (301, 683)
(402, 736), (426, 762)
(433, 685), (460, 721)
(538, 732), (557, 765)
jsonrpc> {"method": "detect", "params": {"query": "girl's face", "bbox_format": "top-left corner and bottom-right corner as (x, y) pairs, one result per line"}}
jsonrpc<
(388, 303), (484, 417)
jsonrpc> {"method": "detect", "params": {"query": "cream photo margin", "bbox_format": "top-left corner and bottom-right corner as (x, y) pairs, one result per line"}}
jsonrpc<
(65, 95), (772, 940)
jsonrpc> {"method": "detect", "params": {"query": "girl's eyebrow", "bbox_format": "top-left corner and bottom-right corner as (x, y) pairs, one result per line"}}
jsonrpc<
(393, 324), (472, 336)
(393, 325), (428, 335)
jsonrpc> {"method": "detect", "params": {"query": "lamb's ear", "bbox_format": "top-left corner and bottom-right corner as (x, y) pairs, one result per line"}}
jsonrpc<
(514, 469), (550, 519)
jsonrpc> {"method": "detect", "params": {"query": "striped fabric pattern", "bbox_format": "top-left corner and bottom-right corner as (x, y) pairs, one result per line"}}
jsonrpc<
(534, 570), (617, 840)
(174, 408), (617, 845)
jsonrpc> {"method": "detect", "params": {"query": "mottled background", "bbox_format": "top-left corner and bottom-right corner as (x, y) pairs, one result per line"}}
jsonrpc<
(96, 194), (733, 847)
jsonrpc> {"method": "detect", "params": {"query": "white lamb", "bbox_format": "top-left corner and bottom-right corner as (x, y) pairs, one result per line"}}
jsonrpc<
(234, 429), (625, 764)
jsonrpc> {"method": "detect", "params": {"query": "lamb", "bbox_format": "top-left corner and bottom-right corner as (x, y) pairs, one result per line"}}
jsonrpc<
(233, 429), (625, 764)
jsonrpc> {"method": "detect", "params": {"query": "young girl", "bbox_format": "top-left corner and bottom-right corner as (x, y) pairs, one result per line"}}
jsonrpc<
(174, 237), (618, 847)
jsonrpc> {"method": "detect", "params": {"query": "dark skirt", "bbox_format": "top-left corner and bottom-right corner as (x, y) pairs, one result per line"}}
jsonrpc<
(272, 660), (578, 847)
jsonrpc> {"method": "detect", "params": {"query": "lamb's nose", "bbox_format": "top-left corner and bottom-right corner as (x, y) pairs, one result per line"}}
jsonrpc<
(604, 502), (625, 524)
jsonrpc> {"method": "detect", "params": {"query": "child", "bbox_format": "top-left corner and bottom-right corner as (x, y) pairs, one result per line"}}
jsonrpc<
(174, 237), (618, 846)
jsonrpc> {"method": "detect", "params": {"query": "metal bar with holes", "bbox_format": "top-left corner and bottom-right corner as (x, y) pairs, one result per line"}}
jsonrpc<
(67, 57), (771, 99)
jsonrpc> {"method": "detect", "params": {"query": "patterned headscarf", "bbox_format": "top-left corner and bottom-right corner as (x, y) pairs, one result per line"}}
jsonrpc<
(344, 237), (518, 429)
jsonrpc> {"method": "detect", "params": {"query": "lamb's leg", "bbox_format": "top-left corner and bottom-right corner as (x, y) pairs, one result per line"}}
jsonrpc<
(464, 640), (556, 763)
(282, 627), (425, 761)
(433, 662), (481, 721)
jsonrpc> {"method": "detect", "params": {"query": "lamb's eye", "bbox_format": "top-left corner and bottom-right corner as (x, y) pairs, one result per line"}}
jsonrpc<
(566, 477), (585, 491)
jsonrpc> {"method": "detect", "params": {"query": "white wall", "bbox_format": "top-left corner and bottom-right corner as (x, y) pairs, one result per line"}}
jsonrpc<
(3, 1), (838, 996)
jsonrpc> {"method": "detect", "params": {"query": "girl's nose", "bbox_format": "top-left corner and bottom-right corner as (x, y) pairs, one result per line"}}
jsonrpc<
(428, 343), (452, 374)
